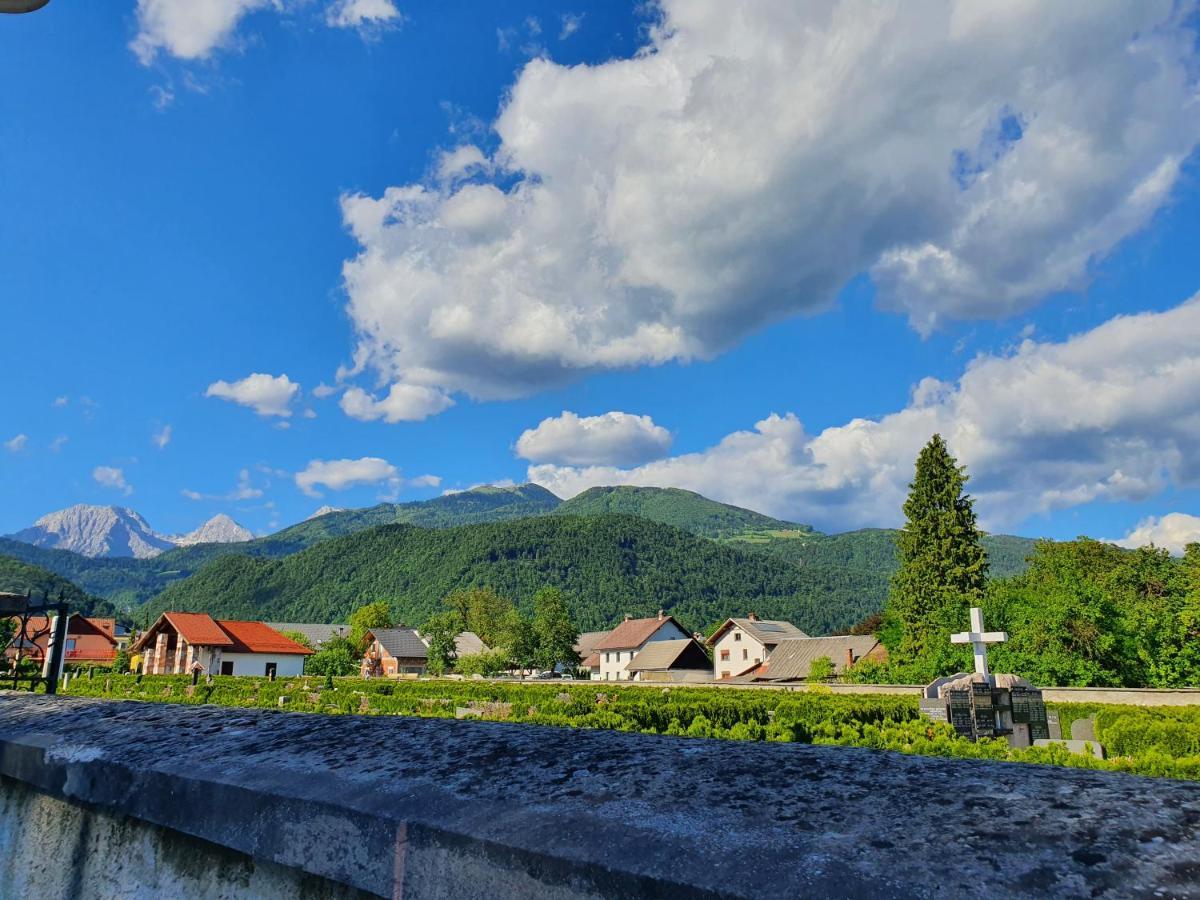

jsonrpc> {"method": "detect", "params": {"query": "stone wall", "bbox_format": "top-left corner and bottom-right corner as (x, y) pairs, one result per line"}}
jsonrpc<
(0, 694), (1198, 898)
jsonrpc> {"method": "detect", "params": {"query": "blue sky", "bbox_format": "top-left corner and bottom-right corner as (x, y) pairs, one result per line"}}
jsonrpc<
(2, 1), (1199, 550)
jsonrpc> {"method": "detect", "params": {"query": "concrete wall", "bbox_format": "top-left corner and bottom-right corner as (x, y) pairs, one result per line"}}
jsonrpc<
(219, 652), (306, 678)
(706, 680), (1200, 705)
(1, 694), (1198, 898)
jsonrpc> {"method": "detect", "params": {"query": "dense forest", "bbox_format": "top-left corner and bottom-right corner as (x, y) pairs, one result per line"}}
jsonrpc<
(0, 556), (115, 617)
(140, 514), (886, 635)
(555, 485), (812, 539)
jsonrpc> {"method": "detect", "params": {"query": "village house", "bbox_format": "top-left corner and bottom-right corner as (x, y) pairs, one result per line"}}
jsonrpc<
(360, 628), (490, 678)
(625, 638), (712, 683)
(706, 615), (809, 680)
(265, 623), (350, 648)
(132, 612), (313, 677)
(593, 612), (692, 682)
(732, 635), (887, 683)
(573, 630), (610, 680)
(3, 614), (119, 667)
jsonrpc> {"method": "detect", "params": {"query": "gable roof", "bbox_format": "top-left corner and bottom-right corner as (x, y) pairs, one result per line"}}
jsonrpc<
(368, 628), (429, 659)
(594, 616), (684, 651)
(573, 630), (609, 661)
(453, 631), (489, 656)
(735, 636), (880, 682)
(266, 623), (350, 647)
(706, 617), (809, 648)
(217, 620), (314, 655)
(164, 612), (234, 647)
(625, 639), (711, 673)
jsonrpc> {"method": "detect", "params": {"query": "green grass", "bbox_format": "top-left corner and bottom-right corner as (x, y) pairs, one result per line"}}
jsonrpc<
(59, 676), (1200, 779)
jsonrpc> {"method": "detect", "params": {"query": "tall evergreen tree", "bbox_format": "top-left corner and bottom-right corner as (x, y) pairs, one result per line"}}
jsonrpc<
(882, 434), (988, 676)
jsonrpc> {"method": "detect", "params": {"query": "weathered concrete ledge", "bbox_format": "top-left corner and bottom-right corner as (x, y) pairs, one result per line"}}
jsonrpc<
(715, 681), (1200, 706)
(0, 695), (1198, 898)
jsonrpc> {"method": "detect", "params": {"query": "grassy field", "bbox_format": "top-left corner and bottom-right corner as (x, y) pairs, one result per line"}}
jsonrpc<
(57, 674), (1200, 780)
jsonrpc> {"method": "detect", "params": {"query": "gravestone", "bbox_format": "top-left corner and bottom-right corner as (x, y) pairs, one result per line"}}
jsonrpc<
(1071, 717), (1097, 743)
(1045, 711), (1062, 740)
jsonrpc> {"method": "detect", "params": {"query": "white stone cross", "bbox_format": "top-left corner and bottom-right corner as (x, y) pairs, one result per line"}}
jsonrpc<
(950, 607), (1007, 679)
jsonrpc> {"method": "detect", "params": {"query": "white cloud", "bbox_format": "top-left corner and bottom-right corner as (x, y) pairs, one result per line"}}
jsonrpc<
(516, 411), (672, 467)
(152, 424), (173, 449)
(93, 466), (133, 496)
(325, 0), (401, 32)
(437, 145), (490, 182)
(52, 396), (68, 408)
(295, 457), (400, 497)
(302, 408), (317, 419)
(339, 1), (1199, 410)
(1116, 514), (1200, 556)
(558, 13), (583, 40)
(205, 373), (300, 417)
(339, 384), (453, 423)
(49, 436), (68, 453)
(530, 295), (1200, 533)
(130, 0), (278, 65)
(183, 468), (264, 502)
(312, 382), (338, 399)
(408, 474), (441, 488)
(4, 434), (28, 453)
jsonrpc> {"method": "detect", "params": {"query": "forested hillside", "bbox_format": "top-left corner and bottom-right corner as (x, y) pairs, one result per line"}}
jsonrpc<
(0, 555), (115, 617)
(555, 486), (811, 539)
(742, 529), (1038, 579)
(142, 514), (886, 635)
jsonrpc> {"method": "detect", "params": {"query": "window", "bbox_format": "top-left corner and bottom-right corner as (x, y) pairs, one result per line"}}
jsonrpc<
(264, 662), (277, 678)
(720, 670), (730, 679)
(66, 639), (77, 650)
(605, 652), (610, 663)
(720, 649), (730, 661)
(220, 661), (234, 676)
(742, 648), (748, 660)
(734, 632), (741, 641)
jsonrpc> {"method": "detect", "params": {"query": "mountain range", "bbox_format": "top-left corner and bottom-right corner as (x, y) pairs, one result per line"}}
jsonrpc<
(0, 484), (1041, 633)
(6, 506), (253, 559)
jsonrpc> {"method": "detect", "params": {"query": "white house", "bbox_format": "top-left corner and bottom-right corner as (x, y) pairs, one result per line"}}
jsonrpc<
(705, 615), (808, 680)
(593, 612), (691, 682)
(133, 612), (313, 678)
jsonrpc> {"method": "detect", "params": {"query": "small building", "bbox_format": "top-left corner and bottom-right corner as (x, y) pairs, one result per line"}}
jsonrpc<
(706, 615), (809, 680)
(573, 630), (610, 680)
(132, 613), (313, 677)
(3, 614), (119, 667)
(624, 638), (712, 683)
(361, 628), (490, 677)
(732, 635), (886, 683)
(593, 612), (691, 682)
(266, 623), (350, 649)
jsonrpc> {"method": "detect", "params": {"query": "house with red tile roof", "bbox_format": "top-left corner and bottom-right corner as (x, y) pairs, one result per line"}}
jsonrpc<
(3, 614), (119, 667)
(132, 612), (313, 678)
(592, 612), (692, 682)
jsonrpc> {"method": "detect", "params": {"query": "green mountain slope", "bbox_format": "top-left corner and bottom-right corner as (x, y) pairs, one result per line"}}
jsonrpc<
(741, 529), (1038, 579)
(556, 486), (812, 539)
(0, 485), (563, 607)
(0, 555), (114, 617)
(142, 514), (885, 635)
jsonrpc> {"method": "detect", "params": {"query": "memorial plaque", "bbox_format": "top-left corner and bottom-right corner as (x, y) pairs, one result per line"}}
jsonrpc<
(946, 689), (975, 738)
(1011, 687), (1049, 740)
(1046, 711), (1062, 740)
(919, 697), (948, 724)
(970, 683), (995, 738)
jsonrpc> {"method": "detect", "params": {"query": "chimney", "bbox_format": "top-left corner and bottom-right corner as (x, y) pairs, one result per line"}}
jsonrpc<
(846, 648), (856, 668)
(693, 632), (703, 642)
(748, 613), (759, 622)
(658, 609), (665, 620)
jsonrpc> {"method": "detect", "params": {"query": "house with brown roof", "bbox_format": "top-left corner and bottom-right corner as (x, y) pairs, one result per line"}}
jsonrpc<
(573, 630), (610, 680)
(625, 638), (712, 683)
(3, 614), (120, 668)
(706, 615), (809, 680)
(593, 612), (691, 682)
(732, 635), (886, 683)
(361, 628), (490, 677)
(132, 612), (313, 678)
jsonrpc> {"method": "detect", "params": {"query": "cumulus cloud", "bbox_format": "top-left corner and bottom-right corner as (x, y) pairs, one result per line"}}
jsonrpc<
(339, 384), (453, 423)
(558, 13), (583, 40)
(516, 411), (672, 467)
(4, 434), (27, 453)
(530, 295), (1200, 533)
(337, 1), (1200, 410)
(152, 424), (173, 449)
(130, 0), (277, 64)
(49, 436), (68, 453)
(205, 373), (299, 417)
(295, 457), (400, 497)
(326, 0), (401, 32)
(93, 466), (133, 496)
(182, 468), (264, 502)
(1116, 514), (1200, 556)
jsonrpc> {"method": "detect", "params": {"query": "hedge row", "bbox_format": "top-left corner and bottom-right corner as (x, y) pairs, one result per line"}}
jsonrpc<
(59, 675), (1200, 779)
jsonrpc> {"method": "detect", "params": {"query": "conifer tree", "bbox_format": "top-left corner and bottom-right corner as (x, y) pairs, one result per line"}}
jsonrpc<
(882, 434), (987, 676)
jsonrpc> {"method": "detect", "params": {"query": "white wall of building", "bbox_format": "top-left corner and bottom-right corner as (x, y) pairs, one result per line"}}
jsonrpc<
(599, 620), (688, 681)
(712, 628), (767, 680)
(200, 650), (306, 677)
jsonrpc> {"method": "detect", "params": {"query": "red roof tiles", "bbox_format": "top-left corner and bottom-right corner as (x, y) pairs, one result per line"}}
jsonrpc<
(217, 620), (314, 655)
(134, 613), (313, 655)
(165, 612), (234, 647)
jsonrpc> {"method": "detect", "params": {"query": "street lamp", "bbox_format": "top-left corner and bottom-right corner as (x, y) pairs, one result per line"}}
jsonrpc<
(0, 0), (51, 13)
